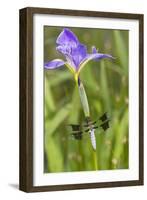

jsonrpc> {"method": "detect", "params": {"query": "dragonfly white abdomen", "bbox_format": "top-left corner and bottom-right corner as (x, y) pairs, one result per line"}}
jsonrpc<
(89, 129), (96, 151)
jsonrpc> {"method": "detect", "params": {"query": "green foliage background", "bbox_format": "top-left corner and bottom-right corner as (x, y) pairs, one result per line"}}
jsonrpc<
(44, 27), (129, 172)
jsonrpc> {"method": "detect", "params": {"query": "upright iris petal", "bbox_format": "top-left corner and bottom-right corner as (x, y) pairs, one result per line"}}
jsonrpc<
(56, 28), (79, 47)
(92, 46), (98, 54)
(71, 44), (87, 70)
(56, 28), (80, 70)
(44, 28), (114, 81)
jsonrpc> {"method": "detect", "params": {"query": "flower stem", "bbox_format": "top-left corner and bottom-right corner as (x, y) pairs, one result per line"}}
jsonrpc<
(76, 77), (98, 170)
(93, 150), (98, 170)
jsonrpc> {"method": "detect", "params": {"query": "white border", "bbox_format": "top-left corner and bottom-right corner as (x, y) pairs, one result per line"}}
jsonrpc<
(33, 14), (139, 186)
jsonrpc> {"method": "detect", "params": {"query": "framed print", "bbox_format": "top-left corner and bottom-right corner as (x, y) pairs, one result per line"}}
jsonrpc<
(19, 7), (144, 192)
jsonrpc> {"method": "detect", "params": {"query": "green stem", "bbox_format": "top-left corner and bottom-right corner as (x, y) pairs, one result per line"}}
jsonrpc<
(76, 78), (98, 170)
(93, 150), (98, 170)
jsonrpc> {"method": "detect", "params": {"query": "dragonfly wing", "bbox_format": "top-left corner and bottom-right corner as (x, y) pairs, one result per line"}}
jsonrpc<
(99, 112), (108, 122)
(69, 124), (81, 131)
(100, 120), (110, 131)
(72, 131), (83, 140)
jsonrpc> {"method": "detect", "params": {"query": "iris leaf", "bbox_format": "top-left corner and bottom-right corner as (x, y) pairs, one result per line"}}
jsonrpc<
(100, 61), (111, 112)
(112, 109), (128, 169)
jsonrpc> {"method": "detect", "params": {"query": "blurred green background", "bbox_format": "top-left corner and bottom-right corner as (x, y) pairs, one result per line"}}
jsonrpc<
(44, 26), (129, 173)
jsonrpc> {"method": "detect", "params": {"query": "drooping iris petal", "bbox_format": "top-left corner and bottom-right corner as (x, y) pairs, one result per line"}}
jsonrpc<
(71, 44), (87, 70)
(88, 53), (113, 61)
(56, 28), (79, 48)
(78, 53), (113, 74)
(44, 59), (65, 69)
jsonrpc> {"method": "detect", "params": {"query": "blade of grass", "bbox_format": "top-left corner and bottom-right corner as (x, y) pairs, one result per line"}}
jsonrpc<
(113, 30), (128, 73)
(111, 108), (128, 169)
(45, 136), (64, 172)
(45, 103), (71, 136)
(49, 71), (72, 86)
(100, 61), (112, 112)
(45, 76), (56, 114)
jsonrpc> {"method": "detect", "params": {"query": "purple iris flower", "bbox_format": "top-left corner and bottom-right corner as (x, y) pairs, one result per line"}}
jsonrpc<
(45, 28), (113, 81)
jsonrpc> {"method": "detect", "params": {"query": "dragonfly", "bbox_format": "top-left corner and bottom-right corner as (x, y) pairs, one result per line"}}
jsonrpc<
(69, 112), (110, 150)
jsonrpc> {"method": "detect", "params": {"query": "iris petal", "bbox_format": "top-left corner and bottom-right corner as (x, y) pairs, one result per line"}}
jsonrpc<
(56, 45), (77, 69)
(89, 53), (113, 61)
(44, 28), (114, 78)
(56, 45), (72, 56)
(56, 28), (82, 70)
(56, 31), (88, 70)
(44, 59), (65, 69)
(78, 53), (113, 74)
(71, 44), (87, 70)
(92, 46), (98, 54)
(56, 28), (79, 47)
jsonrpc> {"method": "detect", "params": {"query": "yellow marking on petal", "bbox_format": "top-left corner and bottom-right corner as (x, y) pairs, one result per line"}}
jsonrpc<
(78, 57), (92, 75)
(65, 63), (75, 75)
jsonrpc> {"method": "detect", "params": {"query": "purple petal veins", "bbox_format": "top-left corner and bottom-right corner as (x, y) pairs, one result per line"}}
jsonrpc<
(71, 44), (87, 69)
